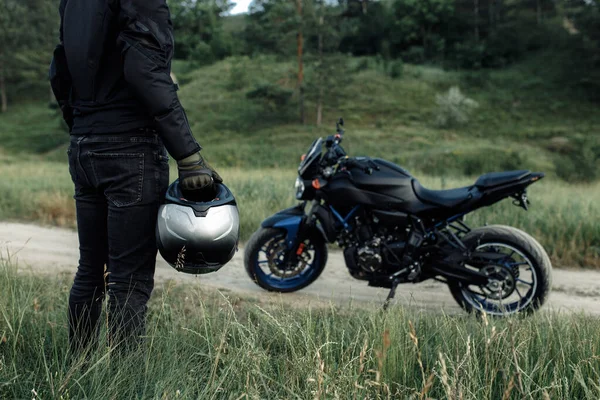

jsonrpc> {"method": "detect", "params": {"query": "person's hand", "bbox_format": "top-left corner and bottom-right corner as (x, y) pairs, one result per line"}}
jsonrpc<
(177, 152), (223, 192)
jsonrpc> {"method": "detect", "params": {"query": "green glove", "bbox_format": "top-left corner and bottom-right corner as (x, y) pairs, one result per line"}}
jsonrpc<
(177, 152), (223, 192)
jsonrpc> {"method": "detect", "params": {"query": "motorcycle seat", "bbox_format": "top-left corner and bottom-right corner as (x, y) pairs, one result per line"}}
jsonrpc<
(412, 179), (476, 208)
(474, 170), (530, 189)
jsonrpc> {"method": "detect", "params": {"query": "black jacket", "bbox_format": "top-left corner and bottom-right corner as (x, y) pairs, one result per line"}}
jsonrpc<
(49, 0), (200, 160)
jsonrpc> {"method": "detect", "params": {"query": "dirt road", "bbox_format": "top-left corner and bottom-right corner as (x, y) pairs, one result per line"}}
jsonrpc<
(1, 222), (599, 314)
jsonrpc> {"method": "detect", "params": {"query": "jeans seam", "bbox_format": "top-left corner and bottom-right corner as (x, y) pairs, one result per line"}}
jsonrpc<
(76, 137), (93, 187)
(155, 155), (161, 199)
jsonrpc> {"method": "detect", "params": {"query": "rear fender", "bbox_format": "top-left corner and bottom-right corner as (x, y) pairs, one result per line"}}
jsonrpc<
(478, 172), (545, 209)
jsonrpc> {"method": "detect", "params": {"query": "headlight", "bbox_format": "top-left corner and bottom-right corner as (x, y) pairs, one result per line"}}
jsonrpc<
(295, 177), (305, 199)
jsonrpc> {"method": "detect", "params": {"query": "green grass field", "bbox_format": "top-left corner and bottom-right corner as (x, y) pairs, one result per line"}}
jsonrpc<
(1, 261), (600, 399)
(0, 55), (599, 399)
(0, 158), (598, 267)
(0, 54), (598, 267)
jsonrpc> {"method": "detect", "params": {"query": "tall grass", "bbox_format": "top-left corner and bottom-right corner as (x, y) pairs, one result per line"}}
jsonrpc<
(1, 260), (600, 399)
(0, 57), (598, 266)
(0, 160), (297, 239)
(0, 158), (598, 267)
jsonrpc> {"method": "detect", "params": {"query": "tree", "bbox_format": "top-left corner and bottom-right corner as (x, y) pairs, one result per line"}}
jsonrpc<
(245, 0), (351, 124)
(316, 2), (325, 126)
(338, 0), (392, 57)
(562, 0), (600, 99)
(244, 0), (299, 55)
(311, 0), (347, 125)
(0, 0), (57, 112)
(389, 0), (455, 60)
(297, 0), (305, 124)
(169, 0), (234, 63)
(244, 0), (312, 123)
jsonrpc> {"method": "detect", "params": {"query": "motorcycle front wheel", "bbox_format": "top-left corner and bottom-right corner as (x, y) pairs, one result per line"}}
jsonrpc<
(244, 227), (328, 293)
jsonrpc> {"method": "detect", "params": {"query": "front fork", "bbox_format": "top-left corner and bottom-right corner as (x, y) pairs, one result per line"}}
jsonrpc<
(282, 200), (320, 265)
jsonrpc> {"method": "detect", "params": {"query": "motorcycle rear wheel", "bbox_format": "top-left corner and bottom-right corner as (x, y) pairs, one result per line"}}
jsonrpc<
(448, 225), (552, 316)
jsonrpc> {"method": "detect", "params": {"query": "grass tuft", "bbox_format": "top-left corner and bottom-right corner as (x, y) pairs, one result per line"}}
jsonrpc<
(1, 158), (598, 267)
(34, 191), (76, 228)
(1, 261), (600, 398)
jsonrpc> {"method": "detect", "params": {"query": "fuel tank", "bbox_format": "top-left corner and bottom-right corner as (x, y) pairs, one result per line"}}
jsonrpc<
(321, 158), (432, 213)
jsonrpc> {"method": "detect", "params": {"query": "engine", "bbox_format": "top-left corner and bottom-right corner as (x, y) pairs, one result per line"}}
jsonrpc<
(356, 237), (383, 272)
(339, 214), (407, 276)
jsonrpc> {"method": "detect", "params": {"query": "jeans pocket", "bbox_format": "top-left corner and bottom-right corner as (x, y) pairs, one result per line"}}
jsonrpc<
(89, 152), (145, 207)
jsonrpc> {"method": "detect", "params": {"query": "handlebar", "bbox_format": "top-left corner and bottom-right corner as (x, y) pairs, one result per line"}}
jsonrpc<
(340, 157), (380, 175)
(324, 134), (342, 149)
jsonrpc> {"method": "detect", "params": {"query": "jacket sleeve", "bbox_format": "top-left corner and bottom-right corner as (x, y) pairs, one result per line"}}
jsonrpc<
(116, 0), (200, 161)
(49, 0), (73, 131)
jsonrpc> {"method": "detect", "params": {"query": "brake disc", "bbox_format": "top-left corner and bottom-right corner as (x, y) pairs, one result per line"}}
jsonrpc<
(265, 239), (310, 278)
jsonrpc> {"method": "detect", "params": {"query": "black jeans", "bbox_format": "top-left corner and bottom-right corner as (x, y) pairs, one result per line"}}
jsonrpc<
(67, 132), (170, 350)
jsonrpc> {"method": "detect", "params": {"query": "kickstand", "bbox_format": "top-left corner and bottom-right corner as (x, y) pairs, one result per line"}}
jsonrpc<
(383, 279), (400, 311)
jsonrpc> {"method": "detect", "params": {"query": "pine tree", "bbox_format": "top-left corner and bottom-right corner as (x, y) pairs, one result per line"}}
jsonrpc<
(0, 0), (58, 112)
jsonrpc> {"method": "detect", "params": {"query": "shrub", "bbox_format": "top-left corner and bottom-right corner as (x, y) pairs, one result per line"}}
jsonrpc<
(401, 46), (425, 64)
(481, 26), (526, 68)
(434, 86), (479, 128)
(451, 41), (485, 70)
(388, 59), (404, 79)
(246, 84), (293, 112)
(354, 58), (371, 72)
(554, 137), (600, 183)
(188, 41), (215, 67)
(226, 57), (250, 91)
(460, 69), (491, 89)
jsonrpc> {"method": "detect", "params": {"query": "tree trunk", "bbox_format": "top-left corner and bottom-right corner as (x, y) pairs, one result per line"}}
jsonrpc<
(536, 0), (542, 25)
(296, 0), (305, 125)
(496, 0), (503, 26)
(489, 0), (495, 33)
(421, 26), (427, 60)
(474, 0), (480, 43)
(0, 59), (7, 113)
(361, 0), (368, 15)
(316, 14), (324, 127)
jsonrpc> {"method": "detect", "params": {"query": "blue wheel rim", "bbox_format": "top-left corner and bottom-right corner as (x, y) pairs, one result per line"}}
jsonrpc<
(254, 233), (322, 290)
(460, 242), (538, 315)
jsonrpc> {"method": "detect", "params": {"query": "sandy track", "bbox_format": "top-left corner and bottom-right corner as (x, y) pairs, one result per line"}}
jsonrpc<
(1, 222), (599, 314)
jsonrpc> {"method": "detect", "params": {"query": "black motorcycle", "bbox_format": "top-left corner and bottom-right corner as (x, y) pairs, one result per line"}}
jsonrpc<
(244, 119), (552, 315)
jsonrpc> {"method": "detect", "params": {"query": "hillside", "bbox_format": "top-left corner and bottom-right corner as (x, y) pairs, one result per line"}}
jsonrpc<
(0, 54), (598, 267)
(172, 54), (599, 181)
(2, 54), (597, 180)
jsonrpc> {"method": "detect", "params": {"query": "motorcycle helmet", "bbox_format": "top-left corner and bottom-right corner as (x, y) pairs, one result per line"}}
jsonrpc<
(156, 180), (240, 274)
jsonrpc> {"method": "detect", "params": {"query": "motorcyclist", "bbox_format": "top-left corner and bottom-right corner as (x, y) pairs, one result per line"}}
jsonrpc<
(50, 0), (220, 350)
